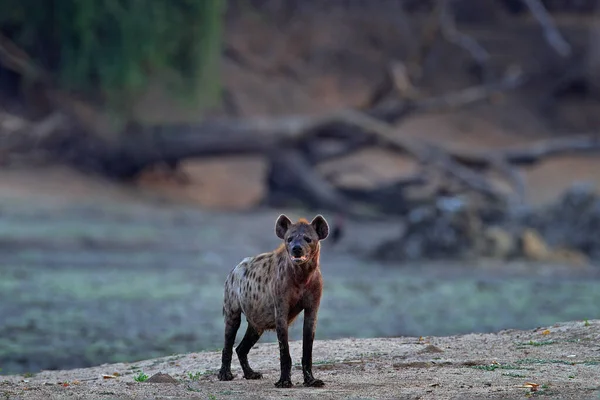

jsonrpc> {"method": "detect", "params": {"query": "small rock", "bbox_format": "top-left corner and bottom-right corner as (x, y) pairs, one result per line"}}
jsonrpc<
(482, 226), (516, 259)
(419, 344), (444, 354)
(145, 373), (178, 384)
(559, 182), (596, 211)
(550, 247), (589, 266)
(521, 228), (551, 261)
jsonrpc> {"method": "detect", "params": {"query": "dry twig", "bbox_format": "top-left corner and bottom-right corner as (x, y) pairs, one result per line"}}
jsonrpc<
(0, 32), (49, 82)
(438, 0), (491, 81)
(521, 0), (572, 58)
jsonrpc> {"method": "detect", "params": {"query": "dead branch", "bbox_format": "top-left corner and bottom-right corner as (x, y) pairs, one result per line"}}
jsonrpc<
(41, 69), (525, 181)
(368, 67), (526, 122)
(430, 149), (509, 201)
(304, 136), (376, 164)
(438, 0), (491, 82)
(489, 156), (527, 204)
(0, 111), (66, 153)
(502, 135), (600, 163)
(406, 0), (443, 85)
(453, 135), (600, 168)
(267, 149), (356, 214)
(388, 61), (420, 100)
(0, 33), (49, 82)
(335, 110), (510, 201)
(521, 0), (572, 58)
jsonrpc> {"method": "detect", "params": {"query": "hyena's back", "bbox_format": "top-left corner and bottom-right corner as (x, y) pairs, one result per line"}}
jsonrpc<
(223, 253), (277, 331)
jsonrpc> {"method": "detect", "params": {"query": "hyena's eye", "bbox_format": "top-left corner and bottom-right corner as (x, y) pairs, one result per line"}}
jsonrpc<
(304, 236), (312, 243)
(287, 237), (293, 243)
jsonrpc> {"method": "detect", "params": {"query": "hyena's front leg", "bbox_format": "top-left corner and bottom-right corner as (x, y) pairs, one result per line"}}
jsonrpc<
(302, 305), (324, 387)
(274, 307), (293, 388)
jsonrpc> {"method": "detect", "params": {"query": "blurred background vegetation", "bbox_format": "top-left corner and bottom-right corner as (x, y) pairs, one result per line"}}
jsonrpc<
(0, 0), (224, 113)
(0, 0), (599, 375)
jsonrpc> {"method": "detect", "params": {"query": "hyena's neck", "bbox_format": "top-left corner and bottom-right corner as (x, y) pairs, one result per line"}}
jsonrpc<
(293, 245), (321, 286)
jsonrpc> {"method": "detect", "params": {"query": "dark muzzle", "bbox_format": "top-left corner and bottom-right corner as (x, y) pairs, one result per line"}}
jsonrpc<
(292, 245), (303, 257)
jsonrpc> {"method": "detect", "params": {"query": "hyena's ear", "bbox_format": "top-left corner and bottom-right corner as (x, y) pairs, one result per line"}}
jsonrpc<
(275, 214), (293, 239)
(311, 215), (329, 241)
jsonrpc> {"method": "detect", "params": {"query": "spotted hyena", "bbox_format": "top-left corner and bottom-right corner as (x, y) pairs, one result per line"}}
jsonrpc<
(217, 214), (329, 388)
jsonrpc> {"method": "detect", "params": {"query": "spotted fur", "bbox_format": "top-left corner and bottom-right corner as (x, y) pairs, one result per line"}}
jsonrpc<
(218, 214), (329, 388)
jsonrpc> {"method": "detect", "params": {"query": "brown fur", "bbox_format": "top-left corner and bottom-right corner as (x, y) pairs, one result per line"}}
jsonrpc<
(218, 214), (329, 388)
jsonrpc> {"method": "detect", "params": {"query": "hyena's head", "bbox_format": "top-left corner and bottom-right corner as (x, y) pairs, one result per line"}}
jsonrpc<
(275, 214), (329, 264)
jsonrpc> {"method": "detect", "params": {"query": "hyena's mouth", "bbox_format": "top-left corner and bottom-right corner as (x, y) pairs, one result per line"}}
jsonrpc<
(291, 255), (308, 263)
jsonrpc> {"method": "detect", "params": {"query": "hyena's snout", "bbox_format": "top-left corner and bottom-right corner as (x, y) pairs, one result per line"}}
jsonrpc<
(291, 244), (303, 257)
(288, 240), (311, 263)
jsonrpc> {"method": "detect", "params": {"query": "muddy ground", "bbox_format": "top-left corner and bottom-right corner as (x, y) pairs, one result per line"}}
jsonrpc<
(0, 167), (599, 377)
(1, 320), (599, 399)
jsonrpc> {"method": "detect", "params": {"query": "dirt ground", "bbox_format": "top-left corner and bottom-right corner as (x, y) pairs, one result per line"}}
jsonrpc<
(1, 320), (599, 399)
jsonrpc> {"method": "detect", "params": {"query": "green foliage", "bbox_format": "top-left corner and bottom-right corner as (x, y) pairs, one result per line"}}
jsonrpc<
(0, 0), (225, 112)
(133, 371), (149, 382)
(188, 371), (202, 381)
(516, 340), (557, 347)
(502, 372), (526, 378)
(187, 369), (217, 381)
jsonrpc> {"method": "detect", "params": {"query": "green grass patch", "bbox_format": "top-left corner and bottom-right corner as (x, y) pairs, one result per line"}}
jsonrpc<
(187, 369), (217, 381)
(517, 358), (575, 366)
(582, 361), (600, 366)
(133, 372), (149, 382)
(186, 385), (202, 393)
(188, 371), (201, 381)
(313, 360), (336, 366)
(516, 340), (557, 347)
(503, 372), (527, 378)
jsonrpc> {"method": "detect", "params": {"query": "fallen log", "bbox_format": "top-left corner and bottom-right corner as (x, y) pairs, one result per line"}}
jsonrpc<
(2, 28), (600, 217)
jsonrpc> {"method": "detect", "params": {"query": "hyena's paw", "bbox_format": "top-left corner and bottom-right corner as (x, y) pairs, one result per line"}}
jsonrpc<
(274, 378), (293, 388)
(243, 370), (262, 380)
(218, 369), (234, 381)
(304, 378), (325, 387)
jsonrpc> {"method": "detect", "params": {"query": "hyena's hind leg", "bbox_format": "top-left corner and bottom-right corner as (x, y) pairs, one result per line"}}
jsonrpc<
(218, 309), (241, 381)
(236, 323), (264, 379)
